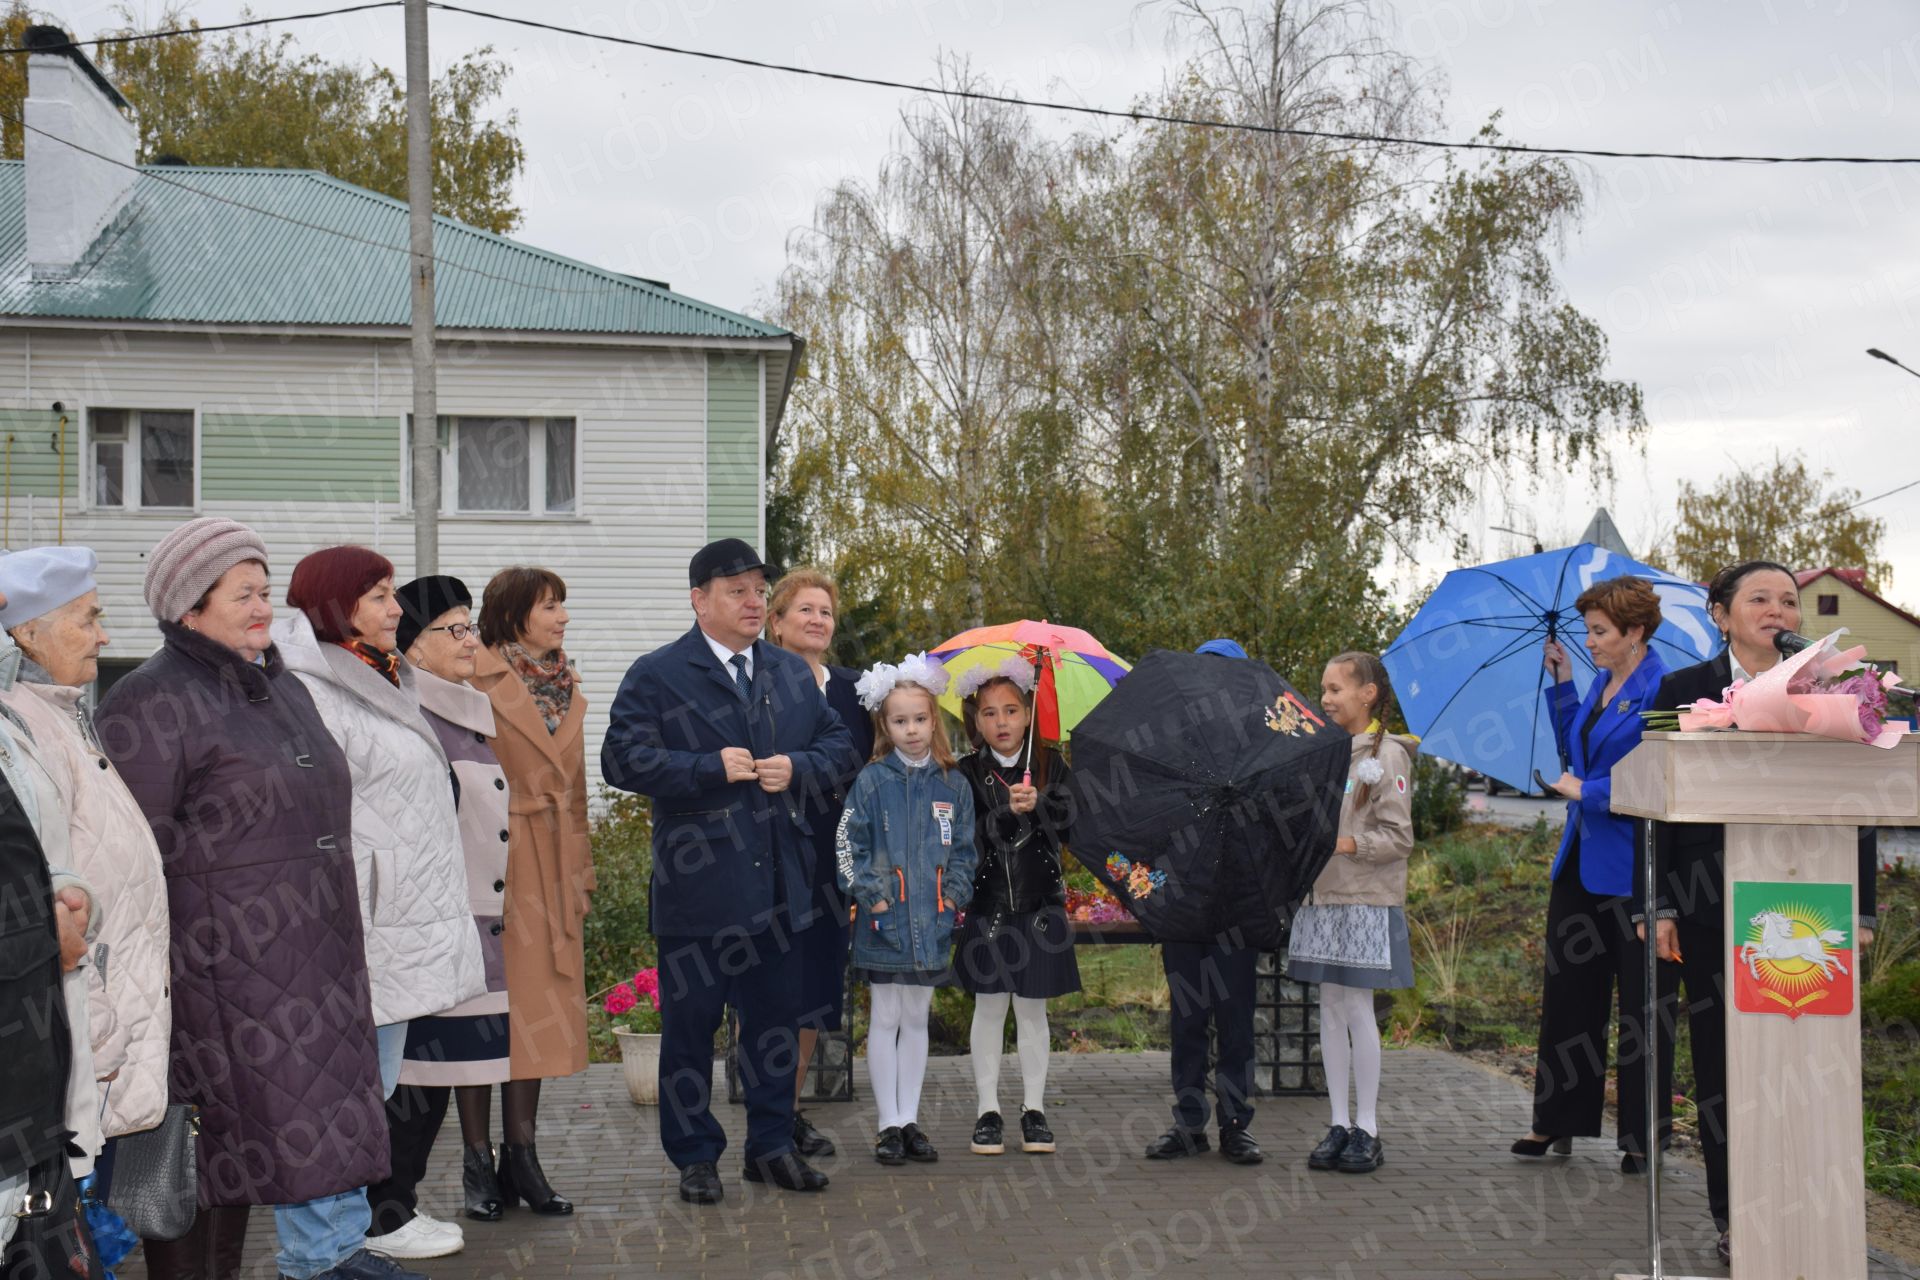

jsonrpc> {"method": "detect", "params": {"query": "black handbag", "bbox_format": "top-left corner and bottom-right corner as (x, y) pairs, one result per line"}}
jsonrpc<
(104, 1104), (198, 1242)
(4, 1150), (103, 1279)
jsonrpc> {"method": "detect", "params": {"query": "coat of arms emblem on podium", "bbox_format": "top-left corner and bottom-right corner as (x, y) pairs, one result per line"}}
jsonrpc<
(1731, 880), (1855, 1019)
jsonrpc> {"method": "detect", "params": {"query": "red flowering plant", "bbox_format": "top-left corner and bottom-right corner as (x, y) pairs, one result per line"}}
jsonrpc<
(1062, 859), (1137, 925)
(603, 967), (663, 1034)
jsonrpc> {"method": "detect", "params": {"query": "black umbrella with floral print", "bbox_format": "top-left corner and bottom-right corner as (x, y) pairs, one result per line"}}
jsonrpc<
(1064, 647), (1349, 948)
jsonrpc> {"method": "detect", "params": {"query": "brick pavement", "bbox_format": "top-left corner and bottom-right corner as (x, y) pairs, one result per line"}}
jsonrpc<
(115, 1049), (1919, 1280)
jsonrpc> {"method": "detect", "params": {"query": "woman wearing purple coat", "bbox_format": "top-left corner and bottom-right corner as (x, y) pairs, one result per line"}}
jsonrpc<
(96, 518), (389, 1280)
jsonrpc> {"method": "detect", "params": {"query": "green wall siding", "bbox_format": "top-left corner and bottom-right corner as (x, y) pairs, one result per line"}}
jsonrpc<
(705, 353), (760, 541)
(201, 414), (399, 503)
(0, 409), (78, 501)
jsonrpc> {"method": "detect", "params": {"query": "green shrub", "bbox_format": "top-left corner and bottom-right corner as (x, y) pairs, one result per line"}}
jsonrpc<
(584, 789), (656, 997)
(1864, 960), (1920, 1028)
(1411, 754), (1468, 840)
(1422, 829), (1520, 888)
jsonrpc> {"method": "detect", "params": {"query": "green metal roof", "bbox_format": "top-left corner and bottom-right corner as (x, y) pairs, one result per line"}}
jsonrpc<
(0, 162), (791, 340)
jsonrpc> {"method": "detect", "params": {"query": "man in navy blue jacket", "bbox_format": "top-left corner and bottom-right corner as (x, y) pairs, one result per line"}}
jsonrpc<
(603, 539), (858, 1206)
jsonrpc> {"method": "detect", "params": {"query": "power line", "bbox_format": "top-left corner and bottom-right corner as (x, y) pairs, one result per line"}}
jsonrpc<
(5, 0), (1914, 311)
(429, 0), (1920, 167)
(6, 0), (1918, 166)
(1841, 478), (1920, 515)
(1772, 475), (1920, 535)
(3, 109), (647, 298)
(0, 4), (403, 57)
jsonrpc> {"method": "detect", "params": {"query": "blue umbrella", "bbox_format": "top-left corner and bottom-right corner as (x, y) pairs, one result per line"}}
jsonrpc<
(1383, 543), (1719, 792)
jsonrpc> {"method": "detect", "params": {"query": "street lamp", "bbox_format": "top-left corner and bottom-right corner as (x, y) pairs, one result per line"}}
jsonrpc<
(1867, 348), (1920, 380)
(1490, 524), (1544, 555)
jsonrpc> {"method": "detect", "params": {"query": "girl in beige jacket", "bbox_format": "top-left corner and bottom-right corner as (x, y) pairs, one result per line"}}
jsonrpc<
(1287, 651), (1416, 1176)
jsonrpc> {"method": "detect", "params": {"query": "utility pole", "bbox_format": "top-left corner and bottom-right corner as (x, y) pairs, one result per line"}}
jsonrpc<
(406, 0), (439, 573)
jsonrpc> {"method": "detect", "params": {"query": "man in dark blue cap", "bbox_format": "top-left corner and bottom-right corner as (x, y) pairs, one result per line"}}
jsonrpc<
(1145, 637), (1265, 1166)
(603, 538), (859, 1205)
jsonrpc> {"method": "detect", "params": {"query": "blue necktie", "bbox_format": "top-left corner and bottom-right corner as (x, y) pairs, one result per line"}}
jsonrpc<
(729, 654), (750, 700)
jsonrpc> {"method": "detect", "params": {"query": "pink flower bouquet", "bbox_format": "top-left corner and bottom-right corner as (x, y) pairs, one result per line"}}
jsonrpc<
(1676, 630), (1904, 748)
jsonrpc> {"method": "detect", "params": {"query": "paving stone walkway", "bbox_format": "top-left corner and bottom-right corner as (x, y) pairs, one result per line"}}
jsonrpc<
(116, 1049), (1918, 1279)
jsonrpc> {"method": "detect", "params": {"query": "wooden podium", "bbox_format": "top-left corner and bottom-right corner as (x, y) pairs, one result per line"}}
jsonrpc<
(1610, 730), (1917, 1280)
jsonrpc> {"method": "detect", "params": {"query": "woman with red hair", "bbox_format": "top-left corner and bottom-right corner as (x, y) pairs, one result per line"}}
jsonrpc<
(269, 545), (487, 1277)
(1512, 576), (1668, 1181)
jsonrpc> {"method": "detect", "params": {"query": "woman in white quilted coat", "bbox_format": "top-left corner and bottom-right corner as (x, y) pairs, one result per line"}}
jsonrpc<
(0, 546), (169, 1148)
(273, 545), (486, 1084)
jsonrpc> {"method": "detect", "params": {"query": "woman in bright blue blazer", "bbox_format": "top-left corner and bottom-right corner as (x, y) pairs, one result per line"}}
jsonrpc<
(1511, 576), (1672, 1172)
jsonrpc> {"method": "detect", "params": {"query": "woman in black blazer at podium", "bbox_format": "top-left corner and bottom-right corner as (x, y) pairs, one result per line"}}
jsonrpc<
(1639, 560), (1880, 1267)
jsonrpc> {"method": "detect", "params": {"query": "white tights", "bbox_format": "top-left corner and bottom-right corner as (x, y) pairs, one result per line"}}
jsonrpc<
(868, 984), (935, 1130)
(969, 993), (1051, 1116)
(1319, 982), (1383, 1134)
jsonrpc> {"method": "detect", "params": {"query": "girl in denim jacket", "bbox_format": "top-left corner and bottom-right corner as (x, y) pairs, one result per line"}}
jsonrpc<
(836, 654), (977, 1166)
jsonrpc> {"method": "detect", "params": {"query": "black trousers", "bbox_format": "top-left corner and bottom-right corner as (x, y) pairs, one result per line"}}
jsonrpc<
(1672, 909), (1730, 1230)
(367, 1084), (451, 1236)
(657, 930), (801, 1167)
(1162, 939), (1258, 1134)
(1530, 848), (1675, 1154)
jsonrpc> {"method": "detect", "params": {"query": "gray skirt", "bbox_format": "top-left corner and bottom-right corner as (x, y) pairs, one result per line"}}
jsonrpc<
(1286, 904), (1414, 990)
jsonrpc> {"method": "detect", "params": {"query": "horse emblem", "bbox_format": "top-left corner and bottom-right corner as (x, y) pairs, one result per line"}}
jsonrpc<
(1730, 882), (1855, 1019)
(1739, 911), (1848, 981)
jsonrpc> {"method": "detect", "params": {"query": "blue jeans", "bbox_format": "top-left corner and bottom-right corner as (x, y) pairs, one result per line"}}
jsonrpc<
(273, 1022), (408, 1278)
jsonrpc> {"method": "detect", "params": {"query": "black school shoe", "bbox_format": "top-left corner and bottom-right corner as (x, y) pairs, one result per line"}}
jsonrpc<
(1020, 1110), (1056, 1154)
(793, 1110), (836, 1159)
(1336, 1127), (1384, 1173)
(874, 1127), (906, 1166)
(900, 1122), (939, 1163)
(1144, 1127), (1210, 1159)
(678, 1162), (723, 1205)
(971, 1111), (1006, 1155)
(1219, 1127), (1263, 1165)
(1308, 1125), (1351, 1171)
(742, 1151), (829, 1192)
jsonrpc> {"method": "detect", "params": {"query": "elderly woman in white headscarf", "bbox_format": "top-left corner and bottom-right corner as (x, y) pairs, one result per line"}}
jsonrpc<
(0, 547), (171, 1154)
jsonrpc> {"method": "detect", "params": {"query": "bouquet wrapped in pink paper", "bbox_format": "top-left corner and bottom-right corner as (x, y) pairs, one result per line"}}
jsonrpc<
(1672, 629), (1904, 748)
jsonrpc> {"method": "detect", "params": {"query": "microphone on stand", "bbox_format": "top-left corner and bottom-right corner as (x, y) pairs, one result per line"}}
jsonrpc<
(1772, 629), (1918, 698)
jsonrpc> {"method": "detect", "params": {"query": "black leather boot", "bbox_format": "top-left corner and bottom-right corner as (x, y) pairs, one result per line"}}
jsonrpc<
(205, 1205), (251, 1280)
(498, 1141), (573, 1215)
(463, 1142), (504, 1221)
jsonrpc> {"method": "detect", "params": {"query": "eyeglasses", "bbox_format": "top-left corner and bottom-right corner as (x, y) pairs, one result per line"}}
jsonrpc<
(426, 623), (477, 641)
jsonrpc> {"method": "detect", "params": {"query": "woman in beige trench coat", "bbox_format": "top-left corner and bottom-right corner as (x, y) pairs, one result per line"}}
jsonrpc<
(471, 566), (594, 1216)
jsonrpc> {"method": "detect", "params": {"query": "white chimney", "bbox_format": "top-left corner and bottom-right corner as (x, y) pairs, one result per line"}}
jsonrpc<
(22, 27), (137, 281)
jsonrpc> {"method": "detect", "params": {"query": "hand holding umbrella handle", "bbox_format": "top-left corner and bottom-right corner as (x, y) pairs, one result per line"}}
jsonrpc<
(1535, 769), (1583, 799)
(1542, 638), (1572, 682)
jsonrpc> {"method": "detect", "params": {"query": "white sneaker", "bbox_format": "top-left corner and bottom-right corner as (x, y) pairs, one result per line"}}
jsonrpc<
(365, 1212), (465, 1259)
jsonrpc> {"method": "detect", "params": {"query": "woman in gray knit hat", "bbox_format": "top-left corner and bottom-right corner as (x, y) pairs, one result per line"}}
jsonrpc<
(97, 518), (397, 1280)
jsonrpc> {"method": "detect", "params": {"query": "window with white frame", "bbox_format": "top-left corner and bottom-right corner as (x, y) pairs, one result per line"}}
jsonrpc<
(90, 409), (195, 510)
(424, 416), (577, 516)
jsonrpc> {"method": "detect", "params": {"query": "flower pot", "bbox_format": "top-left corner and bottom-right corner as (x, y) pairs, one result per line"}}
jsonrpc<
(613, 1029), (661, 1105)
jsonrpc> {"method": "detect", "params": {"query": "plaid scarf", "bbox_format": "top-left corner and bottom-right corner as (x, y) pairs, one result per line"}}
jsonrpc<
(340, 639), (400, 687)
(502, 641), (576, 734)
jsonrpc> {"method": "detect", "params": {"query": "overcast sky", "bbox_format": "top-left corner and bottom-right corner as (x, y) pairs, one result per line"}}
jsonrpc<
(64, 0), (1920, 602)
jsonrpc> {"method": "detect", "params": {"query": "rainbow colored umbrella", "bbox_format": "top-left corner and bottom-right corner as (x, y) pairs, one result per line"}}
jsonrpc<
(931, 620), (1130, 747)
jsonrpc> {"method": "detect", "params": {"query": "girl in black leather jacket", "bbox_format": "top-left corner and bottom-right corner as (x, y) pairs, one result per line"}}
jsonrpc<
(952, 668), (1082, 1158)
